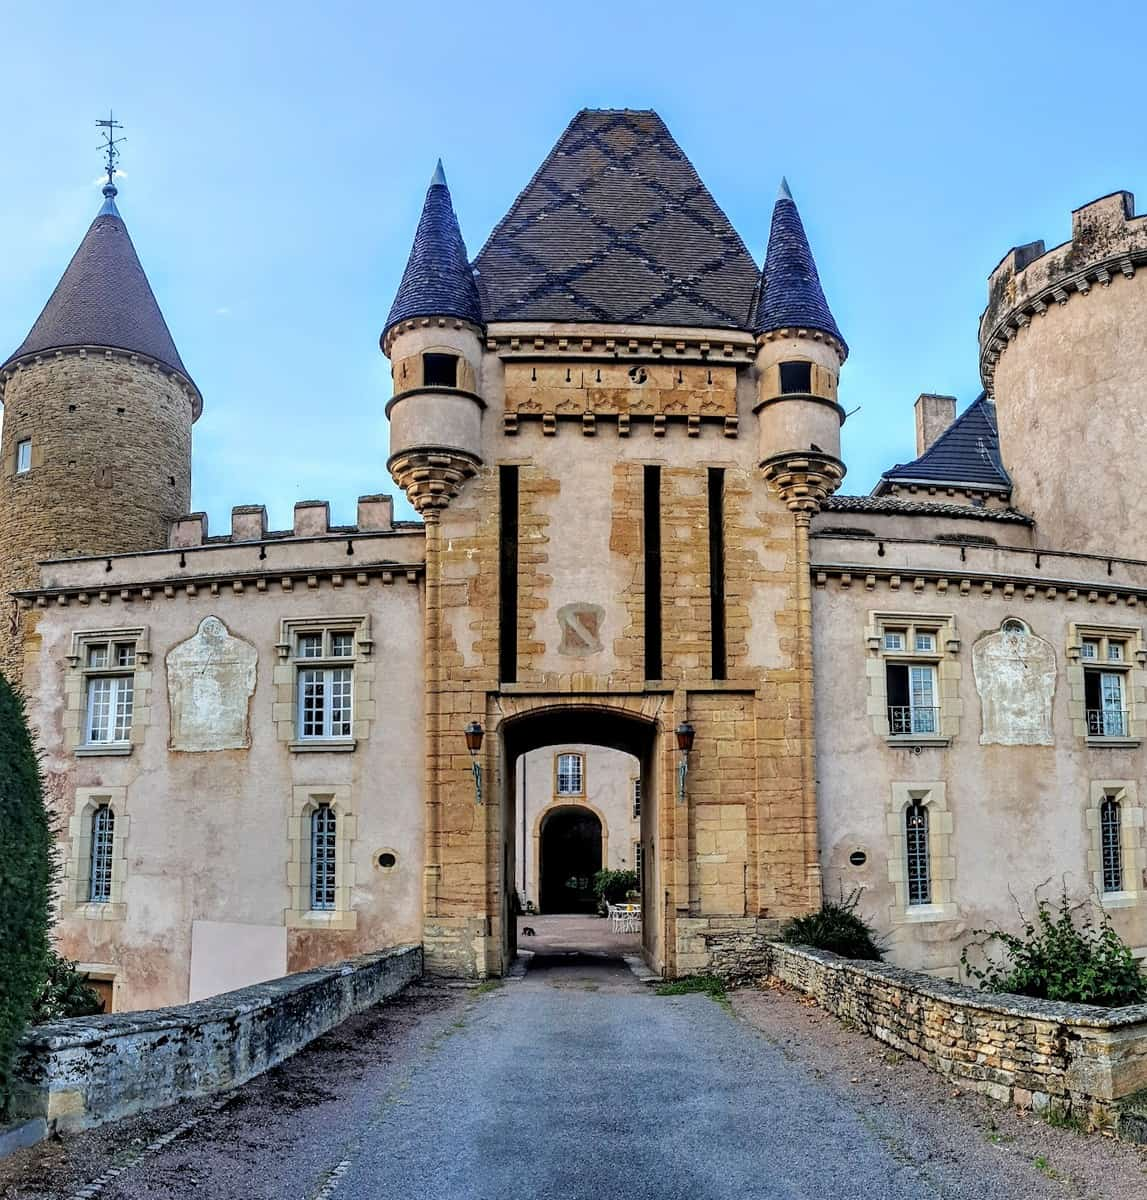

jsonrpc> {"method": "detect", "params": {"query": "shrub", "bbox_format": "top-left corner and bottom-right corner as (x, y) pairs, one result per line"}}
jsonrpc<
(31, 951), (103, 1023)
(592, 869), (638, 910)
(961, 885), (1146, 1007)
(0, 676), (53, 1115)
(781, 888), (884, 961)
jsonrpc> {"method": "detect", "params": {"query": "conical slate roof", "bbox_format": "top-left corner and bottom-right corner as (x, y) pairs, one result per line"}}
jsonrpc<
(2, 186), (196, 391)
(472, 110), (760, 329)
(878, 393), (1011, 491)
(752, 179), (845, 352)
(385, 162), (482, 335)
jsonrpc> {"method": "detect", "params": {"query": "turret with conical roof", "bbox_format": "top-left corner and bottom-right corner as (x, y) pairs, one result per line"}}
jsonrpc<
(0, 180), (198, 680)
(753, 180), (847, 512)
(383, 163), (485, 518)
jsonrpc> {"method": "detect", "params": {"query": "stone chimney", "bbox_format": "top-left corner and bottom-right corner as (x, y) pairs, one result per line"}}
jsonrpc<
(914, 394), (957, 456)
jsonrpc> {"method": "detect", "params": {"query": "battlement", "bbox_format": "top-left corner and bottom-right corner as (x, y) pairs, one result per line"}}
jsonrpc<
(980, 190), (1147, 391)
(168, 495), (400, 548)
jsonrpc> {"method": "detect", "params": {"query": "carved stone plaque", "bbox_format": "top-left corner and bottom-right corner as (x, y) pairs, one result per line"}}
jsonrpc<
(972, 621), (1055, 746)
(167, 616), (257, 751)
(557, 603), (605, 657)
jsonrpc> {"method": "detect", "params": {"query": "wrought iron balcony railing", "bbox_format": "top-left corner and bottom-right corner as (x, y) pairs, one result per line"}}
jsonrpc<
(1087, 709), (1129, 737)
(887, 706), (940, 736)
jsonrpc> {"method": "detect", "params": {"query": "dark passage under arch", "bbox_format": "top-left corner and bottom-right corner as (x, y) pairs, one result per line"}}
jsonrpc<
(539, 806), (603, 914)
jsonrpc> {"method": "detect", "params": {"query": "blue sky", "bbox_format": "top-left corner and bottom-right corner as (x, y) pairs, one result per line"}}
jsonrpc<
(2, 1), (1142, 526)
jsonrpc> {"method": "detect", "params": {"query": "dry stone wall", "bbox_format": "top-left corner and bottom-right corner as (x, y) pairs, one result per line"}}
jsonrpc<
(9, 945), (420, 1136)
(762, 942), (1147, 1135)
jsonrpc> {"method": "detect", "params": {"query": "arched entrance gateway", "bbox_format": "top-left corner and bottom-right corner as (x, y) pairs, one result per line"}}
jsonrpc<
(499, 704), (661, 967)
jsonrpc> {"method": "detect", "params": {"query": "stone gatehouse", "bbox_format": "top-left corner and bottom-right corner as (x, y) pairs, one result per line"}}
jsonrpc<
(3, 109), (1146, 1009)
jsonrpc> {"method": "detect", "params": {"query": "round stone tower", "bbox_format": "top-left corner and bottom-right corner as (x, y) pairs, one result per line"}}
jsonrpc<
(980, 190), (1147, 556)
(753, 179), (847, 510)
(0, 181), (200, 680)
(383, 161), (485, 517)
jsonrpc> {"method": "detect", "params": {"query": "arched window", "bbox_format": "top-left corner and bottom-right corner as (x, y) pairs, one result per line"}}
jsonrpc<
(89, 805), (115, 903)
(310, 804), (337, 910)
(1101, 797), (1123, 893)
(905, 800), (931, 906)
(555, 753), (584, 796)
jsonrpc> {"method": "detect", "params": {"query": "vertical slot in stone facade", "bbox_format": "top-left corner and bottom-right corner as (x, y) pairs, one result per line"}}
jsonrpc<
(643, 465), (662, 680)
(499, 465), (520, 683)
(708, 467), (726, 681)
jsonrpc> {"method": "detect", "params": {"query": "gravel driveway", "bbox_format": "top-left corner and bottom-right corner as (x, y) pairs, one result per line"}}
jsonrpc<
(2, 955), (1145, 1199)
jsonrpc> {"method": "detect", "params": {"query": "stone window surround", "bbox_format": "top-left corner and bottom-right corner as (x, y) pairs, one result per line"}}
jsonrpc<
(273, 615), (376, 753)
(1086, 780), (1145, 910)
(553, 750), (586, 797)
(1066, 622), (1146, 746)
(286, 785), (357, 931)
(62, 786), (129, 920)
(72, 962), (120, 1013)
(886, 781), (956, 925)
(64, 627), (152, 757)
(865, 611), (961, 746)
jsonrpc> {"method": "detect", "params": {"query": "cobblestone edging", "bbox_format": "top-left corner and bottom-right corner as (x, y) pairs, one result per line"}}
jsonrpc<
(4, 945), (421, 1145)
(759, 941), (1147, 1136)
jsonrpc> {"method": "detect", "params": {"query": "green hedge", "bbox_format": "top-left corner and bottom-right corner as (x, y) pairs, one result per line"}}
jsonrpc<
(0, 676), (53, 1116)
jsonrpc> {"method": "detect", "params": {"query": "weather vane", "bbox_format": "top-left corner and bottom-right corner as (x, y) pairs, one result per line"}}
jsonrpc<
(95, 112), (125, 191)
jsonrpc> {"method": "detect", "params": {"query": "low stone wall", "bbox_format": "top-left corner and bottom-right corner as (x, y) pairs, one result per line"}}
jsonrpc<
(8, 945), (421, 1136)
(762, 942), (1147, 1136)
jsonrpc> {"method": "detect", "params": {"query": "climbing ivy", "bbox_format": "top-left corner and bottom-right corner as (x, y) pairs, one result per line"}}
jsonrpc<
(0, 675), (53, 1116)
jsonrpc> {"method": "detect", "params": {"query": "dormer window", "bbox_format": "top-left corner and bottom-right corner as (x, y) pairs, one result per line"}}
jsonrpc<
(779, 361), (812, 395)
(423, 353), (459, 388)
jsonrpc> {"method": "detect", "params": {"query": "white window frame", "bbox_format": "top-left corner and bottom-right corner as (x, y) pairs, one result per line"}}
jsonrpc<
(555, 752), (585, 796)
(867, 613), (958, 746)
(76, 634), (144, 752)
(280, 619), (371, 751)
(15, 438), (31, 474)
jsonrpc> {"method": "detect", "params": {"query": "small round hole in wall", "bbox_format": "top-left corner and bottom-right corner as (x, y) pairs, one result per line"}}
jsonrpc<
(377, 851), (397, 870)
(848, 849), (867, 867)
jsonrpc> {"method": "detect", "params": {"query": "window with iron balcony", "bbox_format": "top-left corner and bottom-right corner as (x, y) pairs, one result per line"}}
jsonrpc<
(1069, 625), (1145, 746)
(867, 614), (958, 746)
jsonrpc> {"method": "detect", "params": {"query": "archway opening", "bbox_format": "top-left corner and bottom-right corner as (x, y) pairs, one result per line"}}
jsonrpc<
(539, 805), (602, 914)
(499, 705), (661, 973)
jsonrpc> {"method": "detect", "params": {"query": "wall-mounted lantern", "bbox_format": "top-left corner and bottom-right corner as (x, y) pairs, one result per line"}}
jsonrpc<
(675, 720), (695, 805)
(465, 721), (485, 805)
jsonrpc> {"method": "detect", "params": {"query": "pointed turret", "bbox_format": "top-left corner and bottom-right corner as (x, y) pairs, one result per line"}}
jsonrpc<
(382, 163), (486, 517)
(753, 180), (845, 353)
(2, 183), (200, 413)
(0, 181), (197, 677)
(384, 162), (481, 338)
(753, 181), (847, 514)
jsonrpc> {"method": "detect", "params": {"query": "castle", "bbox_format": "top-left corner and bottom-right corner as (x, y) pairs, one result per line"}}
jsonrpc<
(3, 109), (1145, 1011)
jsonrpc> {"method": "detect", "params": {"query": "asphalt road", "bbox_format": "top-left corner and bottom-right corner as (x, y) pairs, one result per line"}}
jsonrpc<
(4, 951), (1145, 1199)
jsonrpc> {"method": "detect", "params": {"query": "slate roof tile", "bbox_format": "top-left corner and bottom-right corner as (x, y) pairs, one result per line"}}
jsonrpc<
(472, 110), (760, 329)
(823, 495), (1032, 524)
(385, 164), (482, 333)
(878, 393), (1011, 491)
(3, 188), (193, 385)
(752, 181), (845, 350)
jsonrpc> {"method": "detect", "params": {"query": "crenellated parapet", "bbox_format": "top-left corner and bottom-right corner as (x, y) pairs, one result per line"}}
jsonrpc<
(979, 191), (1147, 393)
(168, 494), (399, 548)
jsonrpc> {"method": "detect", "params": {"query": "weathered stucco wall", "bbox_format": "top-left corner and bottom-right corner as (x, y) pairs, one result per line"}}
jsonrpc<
(9, 945), (421, 1135)
(764, 942), (1147, 1135)
(22, 524), (426, 1011)
(812, 526), (1147, 978)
